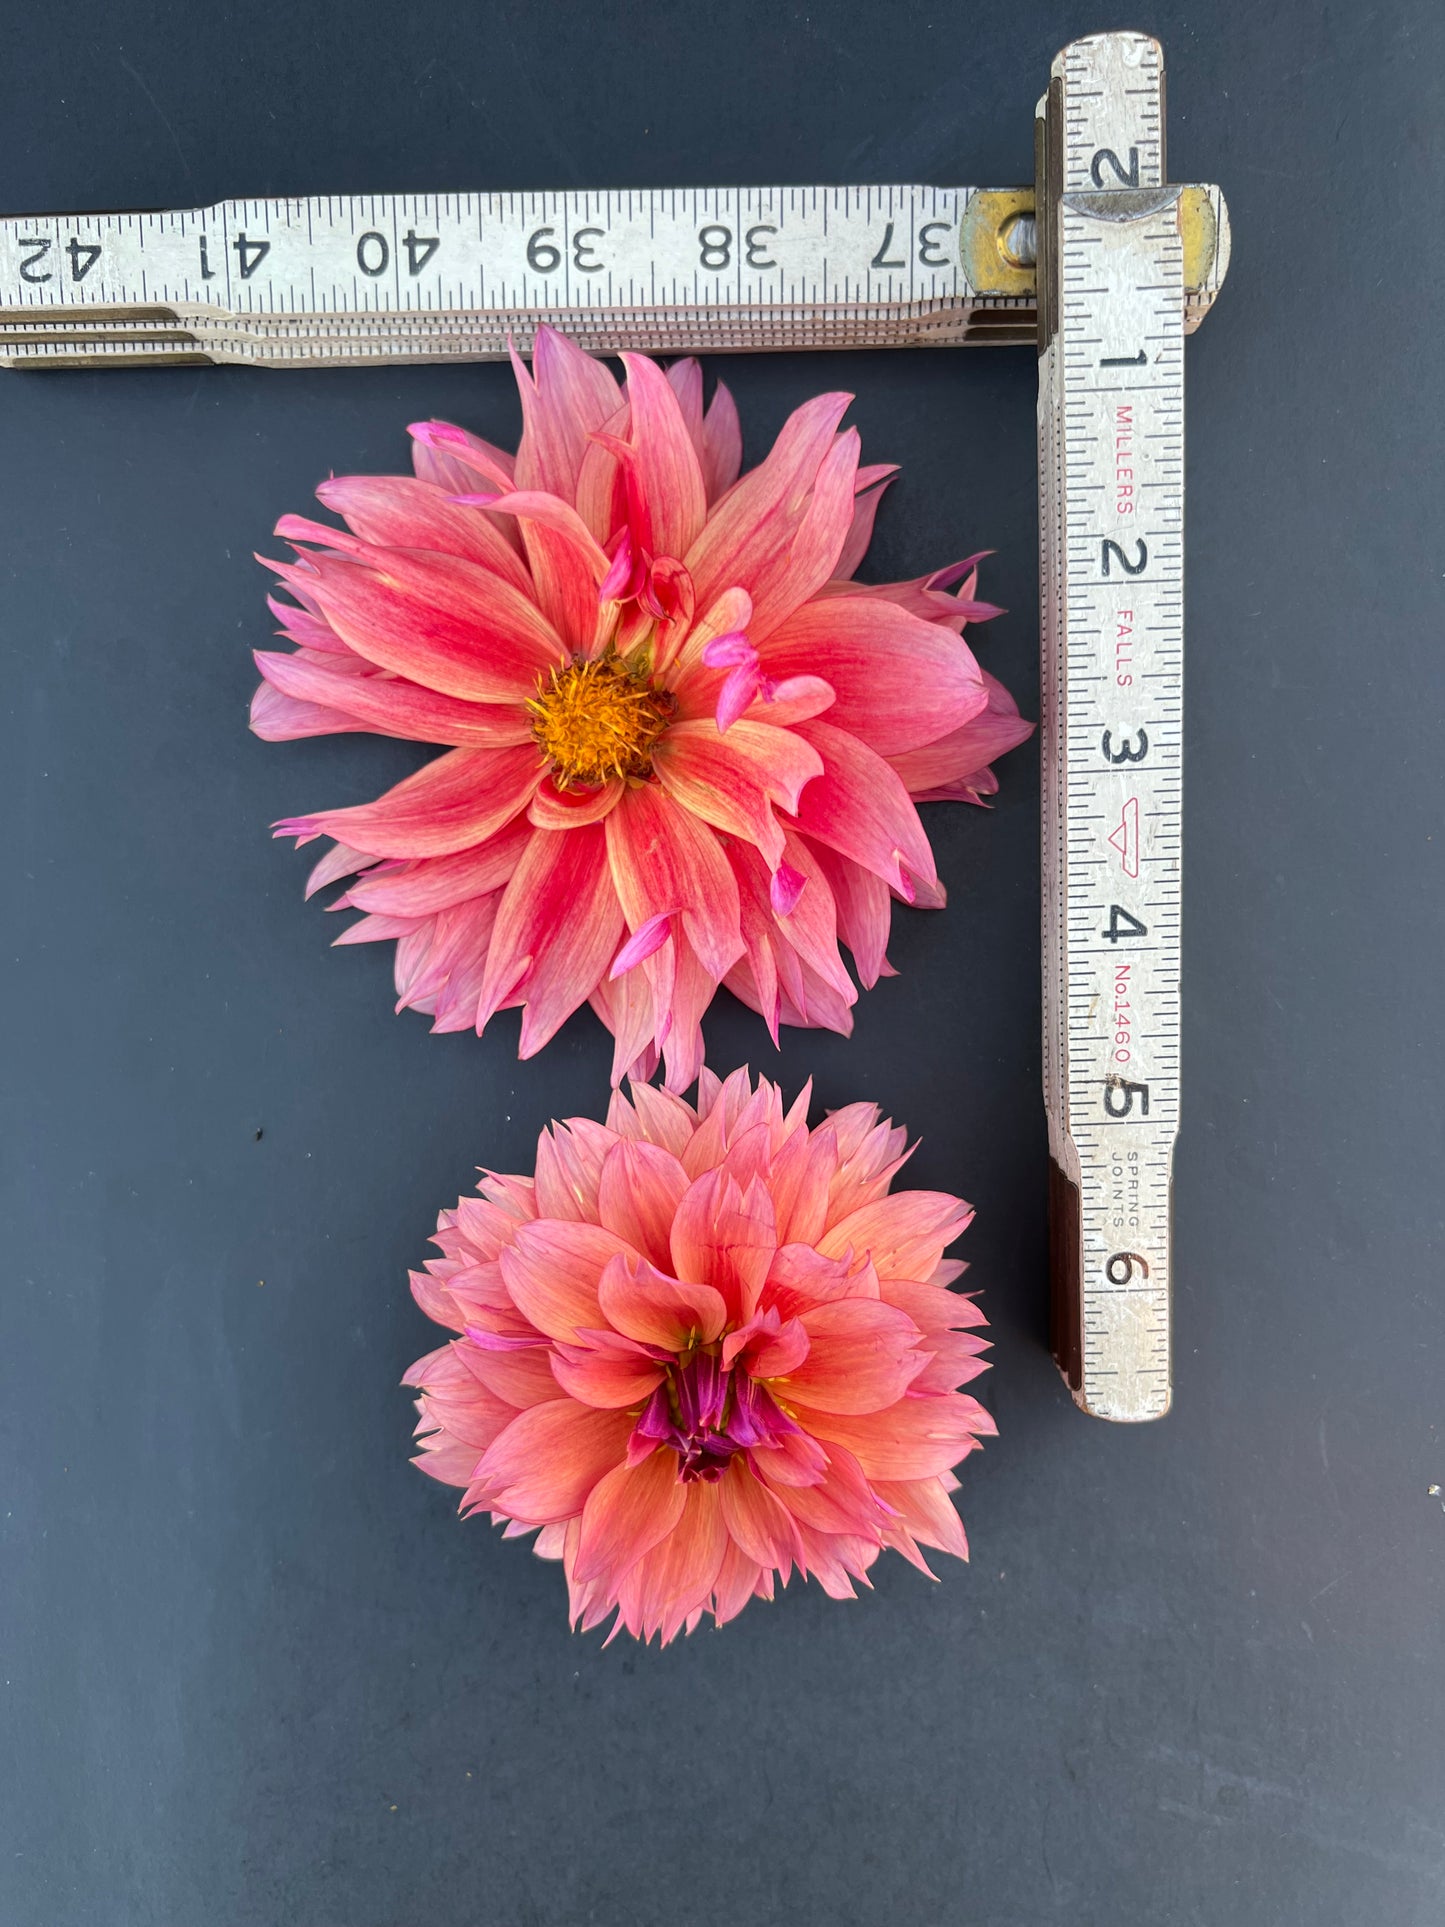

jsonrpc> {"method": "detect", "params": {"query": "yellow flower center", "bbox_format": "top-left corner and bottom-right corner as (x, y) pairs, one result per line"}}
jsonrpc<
(527, 651), (675, 789)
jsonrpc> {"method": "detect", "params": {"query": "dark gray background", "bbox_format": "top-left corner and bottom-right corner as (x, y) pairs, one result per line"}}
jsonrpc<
(4, 3), (1442, 1922)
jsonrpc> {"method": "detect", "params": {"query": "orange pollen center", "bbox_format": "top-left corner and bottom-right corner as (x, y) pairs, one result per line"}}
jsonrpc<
(527, 652), (675, 789)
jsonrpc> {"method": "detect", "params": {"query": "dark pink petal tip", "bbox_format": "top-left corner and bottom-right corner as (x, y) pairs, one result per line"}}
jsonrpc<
(925, 550), (994, 593)
(610, 911), (675, 979)
(770, 862), (807, 917)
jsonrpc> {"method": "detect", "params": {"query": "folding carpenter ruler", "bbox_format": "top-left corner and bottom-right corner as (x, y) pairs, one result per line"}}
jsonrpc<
(0, 30), (1228, 1421)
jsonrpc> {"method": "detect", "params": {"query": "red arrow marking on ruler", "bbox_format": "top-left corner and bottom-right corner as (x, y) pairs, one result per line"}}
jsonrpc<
(1108, 796), (1140, 877)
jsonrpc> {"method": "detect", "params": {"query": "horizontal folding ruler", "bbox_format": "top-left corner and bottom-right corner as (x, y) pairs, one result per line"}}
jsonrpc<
(0, 30), (1229, 1420)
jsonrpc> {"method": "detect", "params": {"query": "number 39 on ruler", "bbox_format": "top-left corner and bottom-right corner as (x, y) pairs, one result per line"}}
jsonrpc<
(0, 32), (1229, 1422)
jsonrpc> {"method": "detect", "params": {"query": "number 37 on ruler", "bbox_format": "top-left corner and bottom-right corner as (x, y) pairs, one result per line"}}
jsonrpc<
(0, 32), (1229, 1423)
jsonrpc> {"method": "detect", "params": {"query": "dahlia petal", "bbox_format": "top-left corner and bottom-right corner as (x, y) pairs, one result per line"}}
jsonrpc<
(253, 650), (534, 749)
(620, 1479), (728, 1644)
(710, 1539), (764, 1626)
(723, 1310), (811, 1380)
(609, 911), (674, 979)
(715, 664), (759, 734)
(528, 775), (622, 830)
(802, 1393), (993, 1482)
(803, 841), (892, 987)
(574, 1449), (689, 1586)
(498, 1219), (637, 1342)
(249, 679), (362, 741)
(874, 1477), (970, 1563)
(785, 718), (937, 896)
(411, 1433), (489, 1487)
(670, 1170), (778, 1324)
(597, 1251), (729, 1350)
(277, 745), (542, 860)
(532, 1117), (612, 1222)
(409, 419), (517, 492)
(700, 379), (743, 502)
(616, 1079), (697, 1157)
(833, 466), (898, 581)
(459, 1336), (563, 1409)
(463, 488), (610, 649)
(291, 546), (568, 704)
(340, 829), (527, 920)
(747, 427), (861, 640)
(757, 1441), (886, 1540)
(471, 1400), (631, 1524)
(818, 569), (994, 633)
(314, 475), (534, 587)
(549, 1345), (667, 1410)
(685, 390), (852, 617)
(653, 719), (823, 870)
(888, 669), (1036, 800)
(477, 823), (624, 1053)
(588, 966), (658, 1088)
(770, 861), (806, 916)
(268, 591), (350, 653)
(908, 1328), (992, 1394)
(619, 352), (708, 559)
(818, 1191), (975, 1281)
(760, 596), (988, 758)
(780, 1299), (929, 1413)
(720, 1459), (805, 1571)
(605, 781), (744, 984)
(512, 325), (624, 505)
(665, 356), (705, 458)
(596, 1138), (690, 1271)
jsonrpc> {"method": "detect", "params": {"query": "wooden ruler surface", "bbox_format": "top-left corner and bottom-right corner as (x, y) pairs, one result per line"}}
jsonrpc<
(0, 32), (1228, 1422)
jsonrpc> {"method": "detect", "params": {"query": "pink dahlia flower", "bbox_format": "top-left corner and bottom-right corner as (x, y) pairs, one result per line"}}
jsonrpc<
(253, 328), (1032, 1090)
(405, 1067), (994, 1645)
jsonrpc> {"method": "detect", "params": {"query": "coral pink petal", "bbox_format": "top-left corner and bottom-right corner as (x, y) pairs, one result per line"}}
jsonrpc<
(597, 1251), (729, 1350)
(670, 1171), (778, 1324)
(253, 650), (533, 749)
(277, 744), (542, 859)
(720, 1459), (805, 1570)
(818, 1191), (974, 1281)
(684, 390), (853, 614)
(700, 380), (743, 502)
(596, 1138), (690, 1270)
(314, 475), (533, 587)
(341, 825), (530, 917)
(472, 1401), (631, 1524)
(834, 467), (897, 581)
(786, 718), (937, 895)
(512, 325), (624, 504)
(653, 719), (823, 871)
(497, 1219), (636, 1342)
(605, 781), (744, 984)
(622, 1480), (728, 1644)
(464, 488), (610, 648)
(747, 428), (861, 640)
(619, 352), (708, 558)
(760, 597), (988, 757)
(550, 1345), (667, 1410)
(782, 1300), (929, 1413)
(888, 669), (1037, 799)
(477, 822), (624, 1052)
(290, 548), (565, 702)
(574, 1449), (689, 1585)
(802, 1394), (994, 1482)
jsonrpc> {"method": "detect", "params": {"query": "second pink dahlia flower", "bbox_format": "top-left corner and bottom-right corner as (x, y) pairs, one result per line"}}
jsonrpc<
(405, 1068), (993, 1644)
(254, 328), (1032, 1089)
